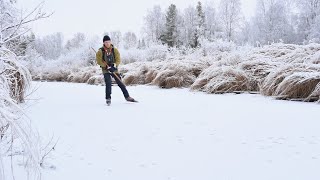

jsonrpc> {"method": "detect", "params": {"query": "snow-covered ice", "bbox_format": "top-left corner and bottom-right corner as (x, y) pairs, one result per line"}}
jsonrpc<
(5, 81), (320, 180)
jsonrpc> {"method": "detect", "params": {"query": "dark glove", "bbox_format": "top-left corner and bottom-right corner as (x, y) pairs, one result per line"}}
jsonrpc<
(107, 65), (117, 73)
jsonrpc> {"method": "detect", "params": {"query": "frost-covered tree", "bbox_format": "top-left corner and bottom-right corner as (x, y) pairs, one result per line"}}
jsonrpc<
(309, 15), (320, 42)
(181, 6), (197, 47)
(65, 32), (86, 51)
(176, 11), (185, 47)
(181, 2), (206, 47)
(141, 39), (146, 48)
(123, 31), (137, 49)
(162, 4), (179, 47)
(204, 3), (218, 41)
(138, 39), (147, 49)
(102, 31), (121, 47)
(7, 33), (35, 56)
(296, 0), (320, 42)
(250, 0), (295, 45)
(34, 32), (63, 60)
(238, 20), (252, 45)
(218, 0), (243, 42)
(194, 1), (206, 47)
(110, 31), (122, 47)
(143, 5), (165, 43)
(0, 0), (50, 47)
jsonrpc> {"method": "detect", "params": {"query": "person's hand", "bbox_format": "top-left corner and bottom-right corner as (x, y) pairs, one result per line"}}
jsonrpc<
(108, 65), (117, 73)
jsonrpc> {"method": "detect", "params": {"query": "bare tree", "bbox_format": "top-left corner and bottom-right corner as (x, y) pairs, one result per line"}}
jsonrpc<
(296, 0), (320, 42)
(0, 1), (52, 47)
(110, 31), (122, 47)
(250, 0), (295, 45)
(182, 6), (197, 47)
(204, 3), (218, 41)
(65, 32), (86, 51)
(34, 32), (63, 60)
(218, 0), (243, 42)
(143, 5), (165, 44)
(123, 31), (138, 49)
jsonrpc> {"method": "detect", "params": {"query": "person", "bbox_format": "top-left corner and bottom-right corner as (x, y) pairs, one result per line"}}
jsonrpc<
(96, 35), (136, 105)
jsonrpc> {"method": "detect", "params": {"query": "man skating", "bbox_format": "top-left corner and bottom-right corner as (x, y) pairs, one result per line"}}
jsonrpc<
(96, 35), (136, 105)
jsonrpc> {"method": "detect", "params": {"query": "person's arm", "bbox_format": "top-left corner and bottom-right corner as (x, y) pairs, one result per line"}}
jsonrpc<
(114, 48), (121, 67)
(96, 49), (107, 68)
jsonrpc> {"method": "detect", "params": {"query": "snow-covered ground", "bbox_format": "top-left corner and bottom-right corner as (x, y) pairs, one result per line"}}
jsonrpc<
(5, 81), (320, 180)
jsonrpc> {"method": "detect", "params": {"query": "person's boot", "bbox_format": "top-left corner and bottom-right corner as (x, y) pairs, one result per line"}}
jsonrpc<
(125, 96), (137, 102)
(106, 98), (111, 106)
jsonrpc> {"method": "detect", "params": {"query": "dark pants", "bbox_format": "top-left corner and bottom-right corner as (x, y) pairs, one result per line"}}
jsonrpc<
(103, 73), (129, 99)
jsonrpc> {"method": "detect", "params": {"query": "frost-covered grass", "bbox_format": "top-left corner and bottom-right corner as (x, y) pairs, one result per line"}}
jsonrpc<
(0, 47), (41, 179)
(119, 43), (320, 102)
(24, 42), (320, 102)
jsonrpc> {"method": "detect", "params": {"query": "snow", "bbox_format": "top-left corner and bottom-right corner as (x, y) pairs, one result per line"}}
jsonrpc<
(4, 81), (320, 180)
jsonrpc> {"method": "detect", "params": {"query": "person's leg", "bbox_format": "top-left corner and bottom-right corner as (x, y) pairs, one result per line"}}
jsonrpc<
(111, 73), (129, 98)
(103, 73), (112, 99)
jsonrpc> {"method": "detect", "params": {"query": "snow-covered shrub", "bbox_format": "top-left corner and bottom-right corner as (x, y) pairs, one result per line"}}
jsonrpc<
(261, 64), (320, 101)
(311, 51), (320, 64)
(87, 74), (104, 85)
(151, 60), (207, 88)
(121, 48), (144, 64)
(1, 48), (41, 179)
(308, 83), (320, 102)
(121, 61), (161, 85)
(144, 44), (168, 61)
(201, 39), (237, 56)
(33, 33), (64, 60)
(152, 68), (196, 88)
(239, 60), (279, 91)
(24, 36), (98, 82)
(0, 0), (52, 178)
(67, 66), (101, 84)
(0, 48), (31, 103)
(251, 43), (320, 64)
(121, 60), (208, 88)
(191, 65), (251, 93)
(121, 43), (168, 64)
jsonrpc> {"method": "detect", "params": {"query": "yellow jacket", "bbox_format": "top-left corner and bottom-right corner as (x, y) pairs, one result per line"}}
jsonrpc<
(96, 45), (120, 73)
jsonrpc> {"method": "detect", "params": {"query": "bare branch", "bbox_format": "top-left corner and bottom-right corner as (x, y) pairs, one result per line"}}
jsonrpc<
(39, 137), (59, 167)
(1, 1), (53, 34)
(4, 28), (31, 43)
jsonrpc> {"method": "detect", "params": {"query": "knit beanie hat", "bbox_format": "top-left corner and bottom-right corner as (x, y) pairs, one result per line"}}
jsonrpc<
(103, 35), (111, 42)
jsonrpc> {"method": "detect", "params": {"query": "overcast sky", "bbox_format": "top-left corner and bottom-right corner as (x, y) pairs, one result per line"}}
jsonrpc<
(18, 0), (256, 40)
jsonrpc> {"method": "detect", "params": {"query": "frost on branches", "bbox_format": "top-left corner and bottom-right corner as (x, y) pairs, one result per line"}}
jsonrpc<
(0, 0), (51, 179)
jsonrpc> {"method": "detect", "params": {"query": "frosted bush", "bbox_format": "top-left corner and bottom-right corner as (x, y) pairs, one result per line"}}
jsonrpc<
(1, 47), (41, 179)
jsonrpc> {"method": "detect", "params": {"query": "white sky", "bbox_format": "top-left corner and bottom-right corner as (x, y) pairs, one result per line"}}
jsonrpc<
(18, 0), (256, 40)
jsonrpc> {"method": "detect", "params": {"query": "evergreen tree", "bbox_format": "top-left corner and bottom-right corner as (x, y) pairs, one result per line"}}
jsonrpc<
(163, 4), (178, 47)
(194, 1), (205, 47)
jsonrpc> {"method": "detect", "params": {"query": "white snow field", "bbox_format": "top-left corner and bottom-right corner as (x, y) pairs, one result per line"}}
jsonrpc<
(6, 81), (320, 180)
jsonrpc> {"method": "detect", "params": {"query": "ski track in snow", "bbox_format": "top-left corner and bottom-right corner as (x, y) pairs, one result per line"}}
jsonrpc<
(5, 81), (320, 180)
